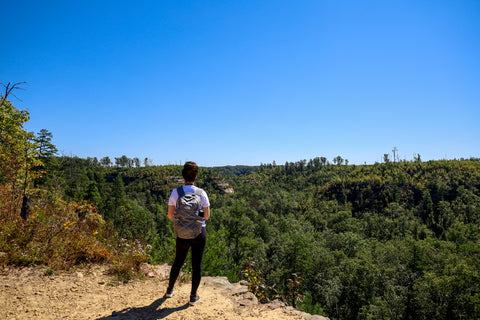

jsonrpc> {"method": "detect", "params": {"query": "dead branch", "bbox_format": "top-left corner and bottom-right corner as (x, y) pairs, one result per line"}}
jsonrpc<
(0, 81), (27, 106)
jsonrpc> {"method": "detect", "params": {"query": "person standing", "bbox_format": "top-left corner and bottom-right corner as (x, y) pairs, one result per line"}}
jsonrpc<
(165, 161), (210, 306)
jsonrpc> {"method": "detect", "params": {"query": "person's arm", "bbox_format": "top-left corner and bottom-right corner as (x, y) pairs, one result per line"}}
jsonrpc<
(168, 205), (175, 219)
(203, 207), (210, 220)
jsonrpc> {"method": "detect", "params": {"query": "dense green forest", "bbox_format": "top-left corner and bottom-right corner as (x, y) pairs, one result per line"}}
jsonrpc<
(1, 90), (479, 319)
(35, 155), (479, 319)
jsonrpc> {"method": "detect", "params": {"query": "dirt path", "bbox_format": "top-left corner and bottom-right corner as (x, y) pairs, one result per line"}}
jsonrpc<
(0, 265), (328, 320)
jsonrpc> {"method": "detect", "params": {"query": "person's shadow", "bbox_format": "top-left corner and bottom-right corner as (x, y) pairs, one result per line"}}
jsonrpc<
(96, 296), (190, 320)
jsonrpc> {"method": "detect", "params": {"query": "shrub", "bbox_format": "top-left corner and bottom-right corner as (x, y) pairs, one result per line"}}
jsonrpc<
(0, 197), (149, 281)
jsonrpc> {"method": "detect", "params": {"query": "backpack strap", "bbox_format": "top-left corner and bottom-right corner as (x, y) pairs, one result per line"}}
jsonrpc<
(176, 186), (185, 198)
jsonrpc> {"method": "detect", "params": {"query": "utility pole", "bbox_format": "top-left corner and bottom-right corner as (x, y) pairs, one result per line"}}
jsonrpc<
(392, 147), (398, 163)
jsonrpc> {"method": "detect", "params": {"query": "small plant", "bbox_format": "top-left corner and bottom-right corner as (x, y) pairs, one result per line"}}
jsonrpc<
(44, 268), (54, 276)
(243, 259), (278, 303)
(106, 238), (150, 282)
(284, 273), (306, 308)
(243, 260), (306, 309)
(106, 280), (120, 287)
(179, 269), (192, 284)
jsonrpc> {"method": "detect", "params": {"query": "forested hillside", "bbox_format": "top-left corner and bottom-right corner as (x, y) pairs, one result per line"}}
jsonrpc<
(35, 155), (480, 319)
(1, 93), (479, 319)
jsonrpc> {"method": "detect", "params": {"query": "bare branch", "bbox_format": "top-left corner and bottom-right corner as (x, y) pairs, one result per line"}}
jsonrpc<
(0, 81), (28, 106)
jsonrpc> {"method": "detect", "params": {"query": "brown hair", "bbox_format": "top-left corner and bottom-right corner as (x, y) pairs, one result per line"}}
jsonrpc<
(182, 161), (199, 182)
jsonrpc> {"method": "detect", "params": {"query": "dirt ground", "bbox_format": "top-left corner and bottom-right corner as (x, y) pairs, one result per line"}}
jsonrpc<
(0, 264), (329, 320)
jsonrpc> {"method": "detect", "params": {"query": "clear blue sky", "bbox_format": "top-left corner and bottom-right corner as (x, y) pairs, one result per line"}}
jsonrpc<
(2, 0), (479, 166)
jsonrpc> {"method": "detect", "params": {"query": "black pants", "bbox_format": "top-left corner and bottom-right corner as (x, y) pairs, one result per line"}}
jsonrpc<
(168, 227), (206, 296)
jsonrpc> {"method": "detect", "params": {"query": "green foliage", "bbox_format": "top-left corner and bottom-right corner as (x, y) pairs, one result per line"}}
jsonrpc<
(32, 156), (480, 319)
(0, 98), (42, 216)
(225, 160), (480, 319)
(0, 198), (149, 279)
(0, 97), (149, 282)
(242, 260), (308, 308)
(243, 260), (273, 303)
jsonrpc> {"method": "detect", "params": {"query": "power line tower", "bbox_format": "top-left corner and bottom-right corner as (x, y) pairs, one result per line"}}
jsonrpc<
(392, 147), (398, 163)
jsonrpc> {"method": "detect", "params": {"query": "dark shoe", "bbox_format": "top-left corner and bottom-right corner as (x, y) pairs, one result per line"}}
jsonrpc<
(189, 294), (200, 306)
(165, 288), (174, 298)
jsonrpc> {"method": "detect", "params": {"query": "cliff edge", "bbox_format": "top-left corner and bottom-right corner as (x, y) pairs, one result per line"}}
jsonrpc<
(0, 264), (329, 320)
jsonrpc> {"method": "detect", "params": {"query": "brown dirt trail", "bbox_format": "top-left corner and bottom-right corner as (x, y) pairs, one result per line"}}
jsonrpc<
(0, 265), (329, 320)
